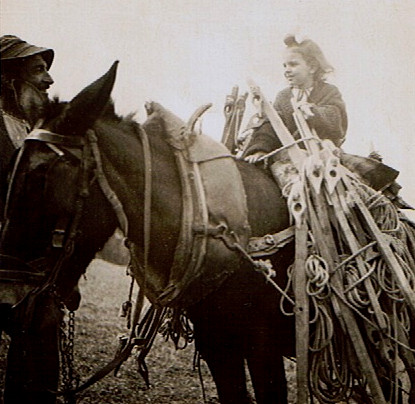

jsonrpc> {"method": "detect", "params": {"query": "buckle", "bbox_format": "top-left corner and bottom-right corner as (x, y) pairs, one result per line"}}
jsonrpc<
(264, 234), (276, 247)
(52, 229), (66, 248)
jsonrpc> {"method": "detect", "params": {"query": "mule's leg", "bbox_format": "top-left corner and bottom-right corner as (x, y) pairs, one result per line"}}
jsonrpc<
(196, 332), (251, 404)
(4, 295), (61, 404)
(245, 326), (289, 404)
(189, 305), (251, 404)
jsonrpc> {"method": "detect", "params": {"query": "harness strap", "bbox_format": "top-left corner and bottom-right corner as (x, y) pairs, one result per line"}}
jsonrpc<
(87, 129), (128, 235)
(157, 148), (209, 306)
(137, 123), (152, 281)
(247, 226), (295, 257)
(0, 269), (45, 284)
(62, 124), (155, 396)
(27, 129), (85, 147)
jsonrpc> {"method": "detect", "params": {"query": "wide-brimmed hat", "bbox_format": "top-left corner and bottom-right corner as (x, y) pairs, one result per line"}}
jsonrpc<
(0, 35), (54, 69)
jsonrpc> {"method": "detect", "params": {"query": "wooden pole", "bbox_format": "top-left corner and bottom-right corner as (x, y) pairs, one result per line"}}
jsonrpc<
(307, 186), (388, 404)
(221, 86), (247, 154)
(248, 80), (313, 403)
(294, 221), (310, 403)
(330, 189), (388, 330)
(247, 79), (306, 165)
(221, 86), (238, 149)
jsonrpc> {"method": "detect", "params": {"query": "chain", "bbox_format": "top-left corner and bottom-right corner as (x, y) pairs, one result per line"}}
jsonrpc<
(60, 310), (79, 403)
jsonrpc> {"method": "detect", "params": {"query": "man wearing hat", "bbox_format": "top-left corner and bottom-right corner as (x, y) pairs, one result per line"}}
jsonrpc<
(0, 35), (81, 307)
(0, 35), (54, 201)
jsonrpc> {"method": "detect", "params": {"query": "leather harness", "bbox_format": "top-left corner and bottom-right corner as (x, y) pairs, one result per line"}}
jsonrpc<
(0, 116), (294, 396)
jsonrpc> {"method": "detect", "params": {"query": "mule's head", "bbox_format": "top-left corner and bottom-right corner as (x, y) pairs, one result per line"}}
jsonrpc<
(0, 62), (120, 309)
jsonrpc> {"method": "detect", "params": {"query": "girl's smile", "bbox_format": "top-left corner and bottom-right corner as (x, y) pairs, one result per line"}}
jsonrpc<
(283, 50), (315, 89)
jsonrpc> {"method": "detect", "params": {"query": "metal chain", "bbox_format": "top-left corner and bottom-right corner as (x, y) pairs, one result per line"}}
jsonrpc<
(60, 318), (69, 391)
(60, 310), (79, 403)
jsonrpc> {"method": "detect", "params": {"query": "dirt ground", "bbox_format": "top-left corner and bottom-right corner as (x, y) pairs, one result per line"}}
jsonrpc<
(0, 258), (297, 403)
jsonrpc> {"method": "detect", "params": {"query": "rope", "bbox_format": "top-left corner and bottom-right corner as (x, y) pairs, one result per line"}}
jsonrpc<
(300, 171), (415, 402)
(194, 350), (207, 403)
(229, 241), (295, 306)
(256, 136), (315, 163)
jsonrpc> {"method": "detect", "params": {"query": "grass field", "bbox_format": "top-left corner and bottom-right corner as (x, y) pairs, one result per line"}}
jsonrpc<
(0, 257), (297, 403)
(62, 258), (220, 404)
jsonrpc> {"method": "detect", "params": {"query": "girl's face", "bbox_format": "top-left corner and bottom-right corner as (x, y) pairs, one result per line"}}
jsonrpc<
(283, 50), (315, 89)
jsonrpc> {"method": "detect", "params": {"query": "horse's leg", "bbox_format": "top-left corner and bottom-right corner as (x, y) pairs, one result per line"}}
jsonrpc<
(188, 307), (251, 404)
(4, 295), (61, 404)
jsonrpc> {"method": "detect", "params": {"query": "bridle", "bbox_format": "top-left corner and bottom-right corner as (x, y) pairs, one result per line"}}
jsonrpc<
(0, 120), (147, 303)
(0, 121), (159, 398)
(0, 129), (91, 306)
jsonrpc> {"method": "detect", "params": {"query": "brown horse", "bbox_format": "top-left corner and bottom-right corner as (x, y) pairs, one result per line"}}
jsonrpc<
(0, 62), (295, 404)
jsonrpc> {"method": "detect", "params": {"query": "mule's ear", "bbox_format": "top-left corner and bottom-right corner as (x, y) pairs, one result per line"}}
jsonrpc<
(56, 61), (119, 135)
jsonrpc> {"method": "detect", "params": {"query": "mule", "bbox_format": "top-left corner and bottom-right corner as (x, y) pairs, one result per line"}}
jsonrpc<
(0, 63), (413, 404)
(0, 62), (296, 404)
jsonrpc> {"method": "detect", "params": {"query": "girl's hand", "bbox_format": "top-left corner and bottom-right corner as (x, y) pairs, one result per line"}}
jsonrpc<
(244, 151), (266, 163)
(298, 102), (314, 119)
(291, 95), (315, 119)
(292, 100), (314, 119)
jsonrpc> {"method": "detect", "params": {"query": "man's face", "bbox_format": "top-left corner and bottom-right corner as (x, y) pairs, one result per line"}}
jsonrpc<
(19, 54), (54, 93)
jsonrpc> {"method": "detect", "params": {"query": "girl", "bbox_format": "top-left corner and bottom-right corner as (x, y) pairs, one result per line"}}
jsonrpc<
(242, 35), (408, 208)
(242, 35), (347, 163)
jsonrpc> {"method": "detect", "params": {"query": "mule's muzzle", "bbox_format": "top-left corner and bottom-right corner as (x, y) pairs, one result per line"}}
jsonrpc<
(0, 255), (46, 306)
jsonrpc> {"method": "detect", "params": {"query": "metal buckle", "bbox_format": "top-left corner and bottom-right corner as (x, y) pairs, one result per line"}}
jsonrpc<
(264, 234), (276, 247)
(52, 229), (66, 248)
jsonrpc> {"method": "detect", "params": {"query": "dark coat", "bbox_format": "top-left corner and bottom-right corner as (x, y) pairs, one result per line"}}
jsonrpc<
(242, 81), (347, 157)
(0, 106), (18, 208)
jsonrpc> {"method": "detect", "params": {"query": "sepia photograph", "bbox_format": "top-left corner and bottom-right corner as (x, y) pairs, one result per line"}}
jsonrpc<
(1, 1), (415, 403)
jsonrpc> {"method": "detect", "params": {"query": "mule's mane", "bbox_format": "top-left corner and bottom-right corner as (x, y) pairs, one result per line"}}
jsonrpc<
(45, 97), (126, 127)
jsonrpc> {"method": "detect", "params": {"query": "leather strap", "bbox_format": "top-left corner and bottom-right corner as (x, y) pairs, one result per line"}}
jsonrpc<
(0, 269), (45, 284)
(158, 148), (209, 306)
(247, 226), (295, 257)
(87, 129), (128, 235)
(27, 129), (85, 147)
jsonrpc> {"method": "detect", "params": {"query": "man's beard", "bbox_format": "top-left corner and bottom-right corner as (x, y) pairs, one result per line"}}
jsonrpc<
(14, 79), (50, 127)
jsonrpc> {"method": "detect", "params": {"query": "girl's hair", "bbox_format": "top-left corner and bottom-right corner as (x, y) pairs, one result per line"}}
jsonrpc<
(284, 34), (333, 81)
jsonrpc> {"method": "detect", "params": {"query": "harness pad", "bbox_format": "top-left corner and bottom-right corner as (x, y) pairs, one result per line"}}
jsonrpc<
(142, 102), (251, 307)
